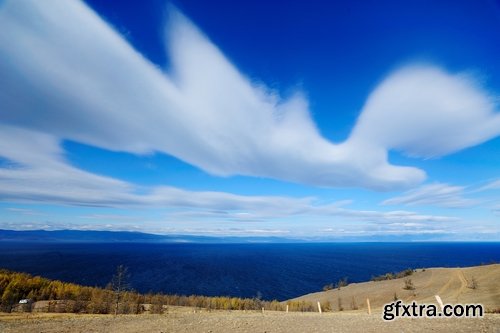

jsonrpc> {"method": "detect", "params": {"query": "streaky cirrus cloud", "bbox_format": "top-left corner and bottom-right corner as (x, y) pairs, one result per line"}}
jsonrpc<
(383, 180), (500, 209)
(0, 0), (499, 191)
(477, 179), (500, 191)
(0, 124), (458, 225)
(382, 183), (478, 208)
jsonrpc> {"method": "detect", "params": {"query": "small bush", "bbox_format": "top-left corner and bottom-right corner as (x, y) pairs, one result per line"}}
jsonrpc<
(467, 276), (478, 289)
(395, 269), (414, 279)
(403, 278), (415, 290)
(335, 277), (349, 289)
(322, 283), (334, 291)
(321, 301), (331, 312)
(150, 294), (164, 314)
(371, 268), (413, 282)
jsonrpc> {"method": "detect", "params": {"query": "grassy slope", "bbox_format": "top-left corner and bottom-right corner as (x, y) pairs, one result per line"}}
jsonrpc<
(289, 264), (500, 312)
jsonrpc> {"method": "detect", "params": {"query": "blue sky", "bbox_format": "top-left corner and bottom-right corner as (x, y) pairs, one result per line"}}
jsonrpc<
(0, 0), (499, 240)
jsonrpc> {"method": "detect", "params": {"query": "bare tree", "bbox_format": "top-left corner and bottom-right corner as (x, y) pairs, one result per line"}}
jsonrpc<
(111, 265), (130, 315)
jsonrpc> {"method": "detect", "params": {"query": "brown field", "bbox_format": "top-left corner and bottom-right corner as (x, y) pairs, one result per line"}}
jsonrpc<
(1, 264), (498, 332)
(1, 310), (499, 333)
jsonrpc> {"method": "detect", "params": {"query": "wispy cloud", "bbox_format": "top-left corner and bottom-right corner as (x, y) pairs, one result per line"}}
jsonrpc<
(0, 124), (459, 228)
(382, 180), (500, 209)
(6, 207), (44, 216)
(382, 183), (478, 208)
(78, 214), (141, 221)
(1, 0), (499, 191)
(476, 179), (500, 191)
(348, 67), (500, 159)
(0, 220), (145, 232)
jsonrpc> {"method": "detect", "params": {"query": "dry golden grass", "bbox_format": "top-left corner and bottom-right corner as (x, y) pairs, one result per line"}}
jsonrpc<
(290, 264), (500, 313)
(1, 310), (499, 333)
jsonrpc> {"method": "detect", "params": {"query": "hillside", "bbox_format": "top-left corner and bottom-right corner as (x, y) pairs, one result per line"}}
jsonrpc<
(289, 264), (500, 312)
(0, 264), (499, 332)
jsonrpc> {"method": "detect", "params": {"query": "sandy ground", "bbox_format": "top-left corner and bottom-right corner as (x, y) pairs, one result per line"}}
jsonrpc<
(1, 311), (499, 333)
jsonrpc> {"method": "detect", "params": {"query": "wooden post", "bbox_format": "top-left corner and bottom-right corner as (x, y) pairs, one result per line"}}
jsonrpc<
(262, 307), (265, 314)
(435, 295), (444, 311)
(366, 298), (371, 315)
(317, 301), (322, 314)
(286, 304), (289, 313)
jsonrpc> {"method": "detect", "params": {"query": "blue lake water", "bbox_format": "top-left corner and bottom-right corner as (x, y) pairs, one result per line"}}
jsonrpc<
(0, 242), (498, 300)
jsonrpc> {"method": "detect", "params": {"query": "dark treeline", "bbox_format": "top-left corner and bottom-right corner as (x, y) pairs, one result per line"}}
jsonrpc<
(0, 269), (315, 314)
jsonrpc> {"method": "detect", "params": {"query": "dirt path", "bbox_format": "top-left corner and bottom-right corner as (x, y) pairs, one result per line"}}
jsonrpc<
(435, 269), (467, 299)
(456, 269), (469, 298)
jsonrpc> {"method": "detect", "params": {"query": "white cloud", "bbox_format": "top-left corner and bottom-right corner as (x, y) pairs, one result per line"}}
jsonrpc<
(6, 208), (44, 216)
(1, 0), (499, 191)
(0, 125), (458, 228)
(382, 183), (478, 208)
(348, 66), (500, 159)
(79, 214), (140, 221)
(477, 179), (500, 191)
(382, 179), (500, 210)
(319, 225), (449, 238)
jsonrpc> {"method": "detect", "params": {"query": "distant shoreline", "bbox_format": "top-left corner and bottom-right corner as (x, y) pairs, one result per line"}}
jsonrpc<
(2, 229), (499, 243)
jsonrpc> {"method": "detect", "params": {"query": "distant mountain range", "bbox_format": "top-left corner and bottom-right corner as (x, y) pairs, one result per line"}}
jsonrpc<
(0, 229), (464, 243)
(0, 229), (302, 243)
